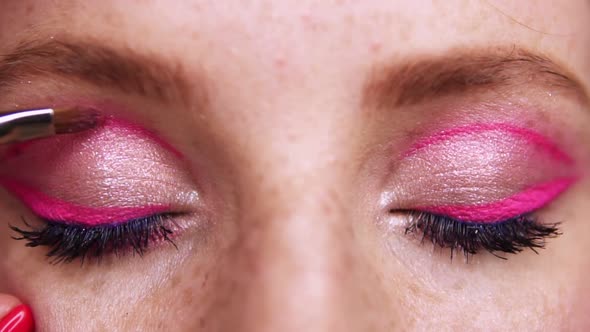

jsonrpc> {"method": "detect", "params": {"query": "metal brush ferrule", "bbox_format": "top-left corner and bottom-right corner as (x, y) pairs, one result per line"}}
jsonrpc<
(0, 108), (55, 145)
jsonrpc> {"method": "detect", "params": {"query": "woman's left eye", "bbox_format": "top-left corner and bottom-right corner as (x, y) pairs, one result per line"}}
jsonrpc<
(384, 122), (579, 260)
(397, 177), (574, 259)
(401, 211), (561, 259)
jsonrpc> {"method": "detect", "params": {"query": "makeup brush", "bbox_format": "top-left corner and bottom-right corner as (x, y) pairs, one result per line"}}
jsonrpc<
(0, 107), (101, 145)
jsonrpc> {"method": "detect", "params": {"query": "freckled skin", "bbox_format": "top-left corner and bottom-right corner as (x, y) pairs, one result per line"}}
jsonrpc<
(0, 1), (589, 331)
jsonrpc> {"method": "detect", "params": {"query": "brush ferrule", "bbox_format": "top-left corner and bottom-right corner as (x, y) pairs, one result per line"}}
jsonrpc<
(0, 108), (55, 144)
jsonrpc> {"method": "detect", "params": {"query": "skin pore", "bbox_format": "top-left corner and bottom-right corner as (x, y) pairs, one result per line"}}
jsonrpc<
(0, 1), (589, 331)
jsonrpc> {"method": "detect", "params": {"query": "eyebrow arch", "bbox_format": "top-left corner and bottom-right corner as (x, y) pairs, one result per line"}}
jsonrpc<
(0, 38), (200, 105)
(363, 46), (589, 109)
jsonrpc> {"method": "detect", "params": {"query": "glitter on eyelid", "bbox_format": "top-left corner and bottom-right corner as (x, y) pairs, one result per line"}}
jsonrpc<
(403, 123), (573, 165)
(0, 112), (198, 226)
(386, 120), (580, 220)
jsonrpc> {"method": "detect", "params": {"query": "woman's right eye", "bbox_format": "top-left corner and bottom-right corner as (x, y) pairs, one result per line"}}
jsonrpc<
(11, 213), (180, 264)
(0, 108), (204, 264)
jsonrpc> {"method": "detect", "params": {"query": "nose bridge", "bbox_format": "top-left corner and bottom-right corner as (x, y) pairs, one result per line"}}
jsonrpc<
(202, 87), (379, 329)
(219, 180), (366, 332)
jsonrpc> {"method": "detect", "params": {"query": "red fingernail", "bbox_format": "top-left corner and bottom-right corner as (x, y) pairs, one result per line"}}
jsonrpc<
(0, 305), (34, 332)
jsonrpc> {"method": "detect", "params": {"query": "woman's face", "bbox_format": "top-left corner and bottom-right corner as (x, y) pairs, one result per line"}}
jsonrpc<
(0, 1), (589, 330)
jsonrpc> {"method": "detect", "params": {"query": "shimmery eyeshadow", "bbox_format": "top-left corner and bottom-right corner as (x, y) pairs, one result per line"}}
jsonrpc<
(403, 123), (573, 165)
(103, 117), (184, 159)
(1, 178), (169, 226)
(416, 177), (576, 223)
(2, 114), (184, 160)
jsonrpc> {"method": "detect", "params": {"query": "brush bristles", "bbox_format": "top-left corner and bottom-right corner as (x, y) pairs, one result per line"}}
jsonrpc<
(53, 107), (102, 134)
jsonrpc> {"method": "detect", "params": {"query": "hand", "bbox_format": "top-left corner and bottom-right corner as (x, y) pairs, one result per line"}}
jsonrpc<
(0, 294), (34, 332)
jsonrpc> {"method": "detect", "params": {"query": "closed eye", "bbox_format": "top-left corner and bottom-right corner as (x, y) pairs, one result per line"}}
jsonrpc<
(401, 211), (561, 260)
(11, 213), (181, 264)
(0, 109), (203, 264)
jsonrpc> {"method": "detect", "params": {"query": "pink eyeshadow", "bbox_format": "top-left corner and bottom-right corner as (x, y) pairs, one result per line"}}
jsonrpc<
(1, 114), (184, 161)
(417, 177), (576, 223)
(403, 123), (573, 165)
(104, 117), (184, 159)
(1, 178), (169, 226)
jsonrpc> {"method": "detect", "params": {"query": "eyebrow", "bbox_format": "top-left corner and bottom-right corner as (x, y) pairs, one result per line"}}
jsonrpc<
(0, 40), (586, 112)
(0, 38), (199, 105)
(363, 47), (589, 109)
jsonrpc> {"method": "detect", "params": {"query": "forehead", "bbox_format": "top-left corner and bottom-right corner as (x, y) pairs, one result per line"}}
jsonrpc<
(1, 1), (588, 45)
(0, 1), (588, 112)
(0, 1), (587, 108)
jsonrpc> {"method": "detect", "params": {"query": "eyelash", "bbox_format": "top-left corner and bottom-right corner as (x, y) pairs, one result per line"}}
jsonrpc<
(9, 209), (561, 263)
(403, 211), (561, 260)
(10, 214), (178, 264)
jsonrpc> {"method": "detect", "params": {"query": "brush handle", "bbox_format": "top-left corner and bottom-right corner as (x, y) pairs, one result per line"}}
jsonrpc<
(0, 109), (55, 144)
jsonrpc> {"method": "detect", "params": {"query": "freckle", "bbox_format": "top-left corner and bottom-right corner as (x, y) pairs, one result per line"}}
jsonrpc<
(192, 264), (201, 277)
(524, 119), (535, 128)
(90, 279), (106, 294)
(191, 31), (200, 41)
(321, 201), (333, 215)
(274, 57), (287, 69)
(300, 13), (320, 31)
(272, 57), (291, 84)
(102, 12), (125, 29)
(267, 185), (280, 198)
(170, 275), (181, 288)
(182, 287), (194, 306)
(370, 42), (382, 54)
(191, 2), (202, 11)
(96, 322), (107, 331)
(25, 4), (35, 14)
(345, 14), (355, 25)
(286, 132), (298, 142)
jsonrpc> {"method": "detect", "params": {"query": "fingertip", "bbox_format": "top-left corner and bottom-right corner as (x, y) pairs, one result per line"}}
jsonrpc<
(0, 295), (34, 332)
(0, 295), (20, 319)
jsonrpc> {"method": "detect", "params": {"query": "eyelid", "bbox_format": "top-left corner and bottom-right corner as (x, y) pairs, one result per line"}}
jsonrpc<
(414, 177), (577, 223)
(402, 123), (574, 165)
(381, 120), (582, 225)
(0, 111), (199, 226)
(100, 116), (185, 159)
(1, 178), (170, 226)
